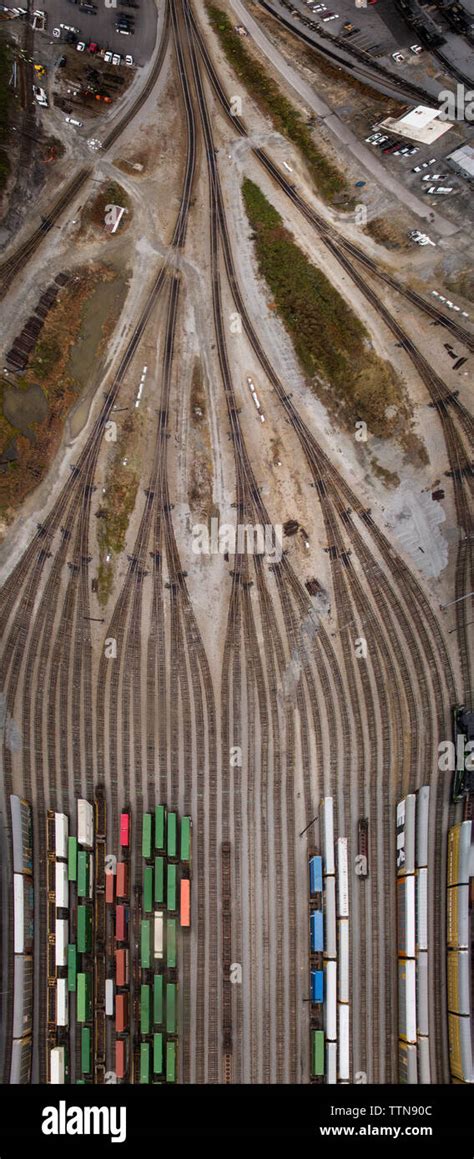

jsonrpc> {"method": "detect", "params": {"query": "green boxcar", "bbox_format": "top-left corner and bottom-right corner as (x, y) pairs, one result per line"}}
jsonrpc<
(68, 836), (78, 882)
(167, 864), (177, 913)
(166, 982), (176, 1035)
(153, 1032), (163, 1075)
(312, 1030), (324, 1077)
(153, 974), (163, 1025)
(166, 919), (177, 970)
(140, 920), (151, 970)
(77, 973), (92, 1023)
(81, 1026), (91, 1074)
(143, 866), (153, 914)
(140, 984), (150, 1036)
(167, 812), (177, 860)
(139, 1042), (150, 1084)
(166, 1040), (176, 1084)
(67, 944), (77, 993)
(77, 851), (90, 899)
(180, 816), (191, 863)
(142, 813), (152, 861)
(155, 805), (166, 852)
(154, 856), (165, 906)
(77, 905), (92, 954)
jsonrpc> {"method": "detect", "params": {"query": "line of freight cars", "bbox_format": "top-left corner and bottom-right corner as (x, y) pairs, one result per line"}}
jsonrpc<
(308, 827), (350, 1085)
(9, 796), (34, 1084)
(397, 788), (431, 1085)
(447, 820), (473, 1084)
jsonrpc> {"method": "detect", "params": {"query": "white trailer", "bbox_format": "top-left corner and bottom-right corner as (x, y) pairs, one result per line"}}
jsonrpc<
(154, 911), (164, 959)
(320, 797), (335, 877)
(54, 813), (69, 861)
(50, 1045), (66, 1084)
(77, 799), (94, 850)
(55, 918), (68, 968)
(398, 958), (416, 1044)
(324, 875), (337, 960)
(415, 786), (430, 869)
(396, 794), (416, 876)
(105, 979), (114, 1017)
(338, 1003), (350, 1081)
(55, 861), (68, 911)
(416, 867), (428, 951)
(397, 874), (415, 958)
(14, 874), (24, 954)
(336, 837), (349, 918)
(56, 978), (68, 1027)
(324, 959), (337, 1042)
(337, 918), (350, 1005)
(326, 1041), (337, 1085)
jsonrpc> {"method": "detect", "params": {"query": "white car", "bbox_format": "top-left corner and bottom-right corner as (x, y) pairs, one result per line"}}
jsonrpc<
(125, 54), (133, 66)
(65, 116), (83, 127)
(422, 174), (446, 181)
(103, 51), (113, 63)
(52, 26), (60, 37)
(410, 44), (422, 54)
(112, 53), (121, 65)
(76, 42), (86, 52)
(392, 52), (404, 64)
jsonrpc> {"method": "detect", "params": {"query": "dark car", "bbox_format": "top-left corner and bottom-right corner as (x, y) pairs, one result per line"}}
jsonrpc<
(57, 55), (67, 67)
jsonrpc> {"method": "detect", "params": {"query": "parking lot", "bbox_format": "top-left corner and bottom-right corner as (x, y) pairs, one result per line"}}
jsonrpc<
(38, 0), (157, 67)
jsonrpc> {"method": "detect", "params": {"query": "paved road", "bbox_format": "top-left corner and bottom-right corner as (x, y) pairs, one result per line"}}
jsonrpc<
(230, 0), (459, 237)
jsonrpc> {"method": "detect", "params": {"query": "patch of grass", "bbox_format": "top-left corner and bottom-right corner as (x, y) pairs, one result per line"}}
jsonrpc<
(205, 4), (352, 207)
(84, 180), (131, 232)
(96, 413), (141, 605)
(0, 34), (12, 189)
(243, 178), (409, 439)
(444, 269), (474, 304)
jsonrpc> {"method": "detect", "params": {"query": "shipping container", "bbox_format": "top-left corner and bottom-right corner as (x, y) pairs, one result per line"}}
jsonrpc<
(324, 960), (337, 1042)
(448, 1013), (473, 1083)
(447, 821), (472, 887)
(167, 812), (177, 860)
(417, 1034), (431, 1084)
(54, 813), (69, 861)
(309, 854), (323, 896)
(115, 1038), (127, 1081)
(77, 800), (94, 850)
(55, 861), (68, 911)
(56, 978), (68, 1027)
(154, 856), (165, 906)
(141, 920), (151, 969)
(77, 972), (92, 1022)
(12, 955), (33, 1038)
(167, 864), (177, 913)
(326, 1040), (337, 1085)
(447, 949), (470, 1016)
(155, 805), (166, 852)
(105, 872), (115, 905)
(14, 874), (34, 954)
(416, 868), (428, 951)
(396, 795), (416, 876)
(67, 836), (77, 882)
(338, 1003), (350, 1081)
(180, 816), (192, 863)
(115, 993), (129, 1034)
(166, 982), (177, 1035)
(140, 984), (150, 1035)
(81, 1026), (92, 1074)
(320, 797), (335, 877)
(337, 918), (350, 1005)
(398, 958), (416, 1044)
(153, 1032), (163, 1075)
(55, 918), (68, 967)
(166, 918), (177, 969)
(77, 905), (92, 954)
(115, 948), (129, 988)
(310, 909), (324, 954)
(416, 950), (429, 1037)
(143, 866), (153, 914)
(180, 878), (190, 928)
(153, 973), (163, 1025)
(447, 884), (469, 949)
(139, 1042), (150, 1084)
(324, 876), (337, 960)
(311, 1030), (324, 1077)
(166, 1039), (176, 1084)
(397, 875), (416, 958)
(105, 978), (114, 1017)
(415, 786), (430, 869)
(50, 1045), (66, 1085)
(67, 944), (77, 992)
(142, 813), (153, 861)
(336, 838), (349, 918)
(310, 969), (323, 1004)
(77, 851), (90, 899)
(116, 862), (128, 900)
(120, 812), (130, 848)
(154, 911), (164, 960)
(398, 1040), (417, 1084)
(115, 904), (128, 944)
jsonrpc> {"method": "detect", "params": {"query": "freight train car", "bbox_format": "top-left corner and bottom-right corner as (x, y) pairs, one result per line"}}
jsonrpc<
(153, 974), (163, 1025)
(398, 959), (416, 1044)
(142, 813), (153, 861)
(155, 805), (166, 852)
(120, 812), (130, 849)
(68, 836), (78, 882)
(140, 984), (150, 1036)
(166, 918), (177, 969)
(14, 874), (34, 954)
(10, 796), (33, 876)
(448, 821), (472, 887)
(154, 856), (165, 906)
(143, 866), (153, 914)
(320, 798), (335, 877)
(311, 1030), (324, 1078)
(448, 1013), (473, 1082)
(399, 1041), (417, 1084)
(397, 875), (416, 958)
(115, 1038), (128, 1081)
(167, 864), (177, 913)
(336, 838), (349, 919)
(77, 972), (92, 1022)
(180, 816), (192, 863)
(153, 1032), (163, 1076)
(50, 1045), (66, 1084)
(452, 705), (474, 802)
(10, 1036), (32, 1084)
(337, 919), (350, 1005)
(77, 800), (94, 850)
(309, 854), (323, 897)
(310, 910), (324, 954)
(396, 795), (416, 876)
(356, 818), (369, 878)
(77, 905), (92, 954)
(180, 878), (191, 928)
(324, 876), (337, 960)
(324, 960), (337, 1043)
(167, 813), (177, 860)
(12, 955), (33, 1039)
(166, 1040), (176, 1083)
(54, 814), (69, 861)
(338, 1004), (350, 1081)
(140, 1042), (150, 1084)
(154, 911), (164, 960)
(140, 920), (151, 969)
(166, 982), (177, 1035)
(416, 786), (430, 869)
(448, 949), (470, 1016)
(310, 969), (323, 1004)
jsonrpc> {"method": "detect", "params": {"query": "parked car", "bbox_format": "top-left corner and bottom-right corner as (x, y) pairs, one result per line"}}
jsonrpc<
(65, 115), (83, 126)
(392, 52), (404, 63)
(410, 44), (422, 54)
(104, 50), (113, 63)
(125, 54), (133, 66)
(112, 53), (121, 65)
(76, 41), (86, 51)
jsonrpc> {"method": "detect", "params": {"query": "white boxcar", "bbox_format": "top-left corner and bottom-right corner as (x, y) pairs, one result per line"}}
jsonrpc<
(320, 797), (335, 877)
(324, 875), (337, 960)
(14, 874), (24, 954)
(417, 1035), (431, 1084)
(416, 950), (429, 1037)
(77, 799), (94, 850)
(415, 786), (429, 869)
(399, 1040), (417, 1084)
(154, 911), (164, 959)
(396, 794), (416, 876)
(50, 1045), (66, 1084)
(416, 867), (428, 951)
(338, 1003), (350, 1081)
(398, 958), (416, 1044)
(337, 918), (350, 1004)
(56, 978), (68, 1027)
(326, 1041), (337, 1085)
(336, 837), (349, 918)
(55, 918), (68, 968)
(54, 813), (69, 861)
(105, 978), (114, 1017)
(324, 959), (337, 1042)
(397, 874), (416, 958)
(55, 861), (68, 911)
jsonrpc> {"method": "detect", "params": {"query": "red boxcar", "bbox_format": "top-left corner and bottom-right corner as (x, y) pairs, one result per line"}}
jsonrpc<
(116, 862), (128, 899)
(105, 873), (115, 905)
(115, 993), (129, 1034)
(115, 1038), (127, 1080)
(115, 948), (129, 988)
(180, 878), (191, 928)
(115, 904), (127, 943)
(120, 813), (129, 848)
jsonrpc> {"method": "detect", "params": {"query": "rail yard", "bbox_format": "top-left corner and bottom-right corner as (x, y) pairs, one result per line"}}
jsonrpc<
(0, 0), (473, 1110)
